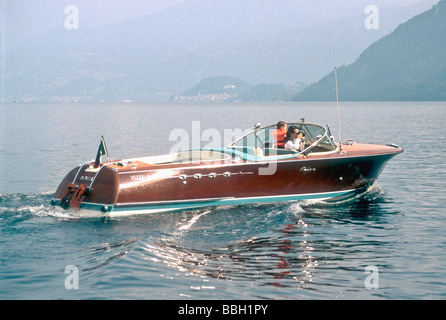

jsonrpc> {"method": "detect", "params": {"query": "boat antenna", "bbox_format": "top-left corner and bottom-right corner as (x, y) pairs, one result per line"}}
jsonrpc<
(334, 67), (342, 152)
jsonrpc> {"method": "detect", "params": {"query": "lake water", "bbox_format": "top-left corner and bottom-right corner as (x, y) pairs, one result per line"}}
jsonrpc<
(1, 101), (446, 300)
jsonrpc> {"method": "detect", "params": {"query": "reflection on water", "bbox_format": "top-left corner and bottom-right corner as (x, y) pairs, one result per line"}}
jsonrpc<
(144, 228), (318, 288)
(0, 181), (403, 299)
(133, 183), (400, 298)
(81, 238), (140, 275)
(2, 102), (446, 299)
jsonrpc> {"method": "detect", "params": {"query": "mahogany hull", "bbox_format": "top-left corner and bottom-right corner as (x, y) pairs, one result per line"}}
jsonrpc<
(51, 143), (403, 216)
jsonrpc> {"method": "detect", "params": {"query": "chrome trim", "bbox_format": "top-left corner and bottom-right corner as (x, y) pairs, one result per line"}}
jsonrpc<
(228, 122), (338, 156)
(90, 165), (106, 187)
(72, 164), (85, 184)
(300, 166), (316, 172)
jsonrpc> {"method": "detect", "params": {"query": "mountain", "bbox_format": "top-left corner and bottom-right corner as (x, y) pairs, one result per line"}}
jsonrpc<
(237, 83), (307, 102)
(1, 0), (440, 102)
(180, 77), (251, 96)
(295, 0), (446, 101)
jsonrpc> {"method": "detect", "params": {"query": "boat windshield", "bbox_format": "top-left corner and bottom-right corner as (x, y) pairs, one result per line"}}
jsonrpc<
(228, 122), (337, 156)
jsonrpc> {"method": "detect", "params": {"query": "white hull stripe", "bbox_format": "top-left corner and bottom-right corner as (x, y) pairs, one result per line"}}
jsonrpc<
(53, 189), (357, 217)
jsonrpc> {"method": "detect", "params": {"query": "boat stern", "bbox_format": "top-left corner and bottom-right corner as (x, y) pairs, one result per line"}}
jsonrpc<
(52, 163), (119, 213)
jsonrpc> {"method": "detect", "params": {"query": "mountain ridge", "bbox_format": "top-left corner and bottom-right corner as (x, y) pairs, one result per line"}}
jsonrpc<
(1, 0), (440, 102)
(294, 0), (446, 101)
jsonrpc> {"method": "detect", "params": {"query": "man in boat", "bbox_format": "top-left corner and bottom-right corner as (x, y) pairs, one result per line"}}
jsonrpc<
(284, 126), (305, 152)
(272, 121), (287, 148)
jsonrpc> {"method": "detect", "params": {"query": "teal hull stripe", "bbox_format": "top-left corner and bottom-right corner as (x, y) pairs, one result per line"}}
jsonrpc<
(70, 189), (356, 216)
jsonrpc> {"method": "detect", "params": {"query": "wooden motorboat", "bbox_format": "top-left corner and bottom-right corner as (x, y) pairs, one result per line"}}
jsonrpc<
(51, 120), (403, 217)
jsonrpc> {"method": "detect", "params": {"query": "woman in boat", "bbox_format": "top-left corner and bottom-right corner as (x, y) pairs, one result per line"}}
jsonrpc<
(284, 126), (305, 152)
(272, 121), (287, 148)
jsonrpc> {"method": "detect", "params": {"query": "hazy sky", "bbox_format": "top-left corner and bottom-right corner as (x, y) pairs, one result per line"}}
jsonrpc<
(3, 0), (439, 31)
(81, 0), (186, 23)
(75, 0), (436, 25)
(1, 0), (442, 100)
(1, 0), (187, 31)
(76, 0), (435, 20)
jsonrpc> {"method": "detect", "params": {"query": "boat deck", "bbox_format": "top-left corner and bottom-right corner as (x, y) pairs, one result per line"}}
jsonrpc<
(103, 143), (403, 175)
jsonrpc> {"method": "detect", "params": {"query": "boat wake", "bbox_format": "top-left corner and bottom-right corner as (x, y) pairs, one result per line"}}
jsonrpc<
(0, 182), (394, 299)
(326, 181), (385, 204)
(177, 210), (212, 231)
(0, 192), (83, 220)
(132, 182), (389, 293)
(0, 182), (384, 223)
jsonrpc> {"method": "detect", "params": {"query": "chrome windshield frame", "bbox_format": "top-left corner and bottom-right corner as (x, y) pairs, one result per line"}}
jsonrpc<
(227, 122), (337, 156)
(295, 125), (337, 156)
